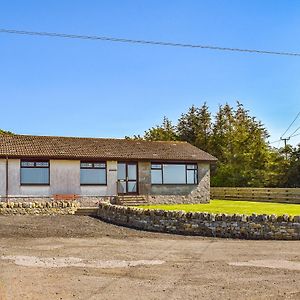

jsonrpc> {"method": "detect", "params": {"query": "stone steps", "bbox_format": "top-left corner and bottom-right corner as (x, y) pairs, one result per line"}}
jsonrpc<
(116, 195), (148, 206)
(74, 207), (98, 216)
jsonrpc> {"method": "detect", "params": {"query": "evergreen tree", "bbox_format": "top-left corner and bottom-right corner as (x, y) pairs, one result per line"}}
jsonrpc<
(143, 117), (178, 141)
(209, 103), (234, 162)
(211, 102), (271, 187)
(177, 103), (211, 152)
(128, 101), (297, 188)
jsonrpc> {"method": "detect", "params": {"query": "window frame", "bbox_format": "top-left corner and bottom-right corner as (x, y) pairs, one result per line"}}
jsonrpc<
(151, 162), (198, 185)
(20, 160), (50, 186)
(80, 161), (107, 186)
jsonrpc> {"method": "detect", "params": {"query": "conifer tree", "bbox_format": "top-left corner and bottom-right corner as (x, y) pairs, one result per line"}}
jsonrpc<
(177, 103), (211, 152)
(143, 117), (178, 141)
(128, 101), (299, 187)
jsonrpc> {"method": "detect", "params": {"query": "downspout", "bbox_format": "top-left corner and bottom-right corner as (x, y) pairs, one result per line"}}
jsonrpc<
(5, 155), (8, 202)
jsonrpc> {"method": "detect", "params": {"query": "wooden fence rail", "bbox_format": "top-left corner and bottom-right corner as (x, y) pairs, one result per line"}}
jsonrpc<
(211, 187), (300, 204)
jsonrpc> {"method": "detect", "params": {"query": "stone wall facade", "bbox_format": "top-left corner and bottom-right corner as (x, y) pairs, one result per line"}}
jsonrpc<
(146, 194), (208, 205)
(139, 162), (210, 204)
(149, 164), (209, 194)
(97, 203), (300, 240)
(0, 201), (79, 215)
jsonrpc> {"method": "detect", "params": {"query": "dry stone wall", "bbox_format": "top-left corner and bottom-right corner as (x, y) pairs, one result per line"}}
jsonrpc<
(0, 201), (79, 215)
(97, 203), (300, 240)
(0, 196), (109, 207)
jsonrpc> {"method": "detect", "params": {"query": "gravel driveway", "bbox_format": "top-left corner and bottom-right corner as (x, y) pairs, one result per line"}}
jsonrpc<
(0, 215), (299, 299)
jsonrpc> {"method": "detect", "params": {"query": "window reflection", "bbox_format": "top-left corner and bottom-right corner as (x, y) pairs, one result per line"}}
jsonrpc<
(80, 162), (106, 185)
(151, 163), (198, 185)
(20, 160), (49, 185)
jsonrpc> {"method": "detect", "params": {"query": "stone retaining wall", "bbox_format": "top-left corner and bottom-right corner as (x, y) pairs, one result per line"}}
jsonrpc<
(1, 194), (208, 206)
(0, 196), (110, 207)
(0, 201), (79, 215)
(97, 203), (300, 240)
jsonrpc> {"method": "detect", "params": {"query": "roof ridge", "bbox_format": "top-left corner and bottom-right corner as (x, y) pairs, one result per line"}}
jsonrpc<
(13, 134), (125, 140)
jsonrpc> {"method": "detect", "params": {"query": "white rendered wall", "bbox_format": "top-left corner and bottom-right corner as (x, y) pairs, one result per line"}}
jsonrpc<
(0, 159), (6, 196)
(2, 159), (118, 197)
(6, 159), (50, 196)
(106, 161), (118, 195)
(80, 160), (117, 196)
(49, 160), (81, 195)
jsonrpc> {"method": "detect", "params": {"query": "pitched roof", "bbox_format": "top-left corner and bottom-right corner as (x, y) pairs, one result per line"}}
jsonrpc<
(0, 134), (217, 162)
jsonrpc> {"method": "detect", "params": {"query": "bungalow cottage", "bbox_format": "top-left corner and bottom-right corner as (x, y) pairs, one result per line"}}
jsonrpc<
(0, 134), (217, 205)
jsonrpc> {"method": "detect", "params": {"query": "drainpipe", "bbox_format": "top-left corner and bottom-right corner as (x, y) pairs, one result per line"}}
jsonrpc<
(5, 156), (8, 202)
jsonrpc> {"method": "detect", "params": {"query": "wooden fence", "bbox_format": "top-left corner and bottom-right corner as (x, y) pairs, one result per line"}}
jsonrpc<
(211, 187), (300, 204)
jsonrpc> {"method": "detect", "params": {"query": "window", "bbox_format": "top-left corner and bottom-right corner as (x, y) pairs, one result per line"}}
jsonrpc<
(151, 164), (163, 184)
(80, 162), (106, 185)
(20, 160), (50, 185)
(186, 164), (198, 184)
(151, 163), (198, 185)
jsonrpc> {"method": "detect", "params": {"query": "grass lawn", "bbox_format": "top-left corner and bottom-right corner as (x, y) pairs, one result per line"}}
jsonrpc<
(138, 200), (300, 216)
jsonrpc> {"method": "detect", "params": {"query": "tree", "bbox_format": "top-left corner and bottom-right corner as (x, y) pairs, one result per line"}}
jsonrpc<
(263, 146), (290, 187)
(211, 102), (271, 187)
(143, 117), (178, 141)
(0, 129), (13, 134)
(209, 103), (234, 162)
(177, 103), (212, 152)
(128, 101), (296, 188)
(283, 146), (300, 187)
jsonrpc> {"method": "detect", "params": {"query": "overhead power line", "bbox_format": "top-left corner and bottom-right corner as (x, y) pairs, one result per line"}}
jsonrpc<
(1, 28), (300, 57)
(269, 139), (281, 144)
(280, 111), (300, 138)
(270, 132), (300, 145)
(290, 132), (300, 138)
(289, 125), (300, 138)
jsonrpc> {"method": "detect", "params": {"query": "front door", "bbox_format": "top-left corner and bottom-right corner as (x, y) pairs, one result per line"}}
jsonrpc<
(117, 162), (138, 195)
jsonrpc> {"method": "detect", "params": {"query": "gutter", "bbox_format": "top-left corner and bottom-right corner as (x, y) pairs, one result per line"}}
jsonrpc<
(0, 155), (217, 163)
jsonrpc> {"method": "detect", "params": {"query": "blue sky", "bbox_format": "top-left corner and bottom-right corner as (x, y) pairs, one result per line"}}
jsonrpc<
(1, 1), (300, 146)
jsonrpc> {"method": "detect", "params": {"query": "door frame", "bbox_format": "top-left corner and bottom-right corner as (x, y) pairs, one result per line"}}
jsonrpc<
(117, 161), (139, 195)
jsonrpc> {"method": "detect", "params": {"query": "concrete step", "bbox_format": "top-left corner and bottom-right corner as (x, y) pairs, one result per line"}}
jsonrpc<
(123, 203), (147, 206)
(119, 196), (145, 198)
(118, 197), (146, 200)
(75, 207), (98, 216)
(121, 201), (147, 204)
(116, 195), (148, 206)
(118, 199), (146, 202)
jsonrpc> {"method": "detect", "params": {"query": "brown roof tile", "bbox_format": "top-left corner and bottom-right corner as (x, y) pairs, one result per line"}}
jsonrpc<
(0, 134), (217, 162)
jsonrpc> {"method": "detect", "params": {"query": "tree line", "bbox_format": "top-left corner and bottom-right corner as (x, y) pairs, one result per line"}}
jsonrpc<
(0, 129), (12, 134)
(127, 102), (300, 187)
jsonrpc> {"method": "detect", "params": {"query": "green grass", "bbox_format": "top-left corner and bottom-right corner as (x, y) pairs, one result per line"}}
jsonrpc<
(138, 200), (300, 216)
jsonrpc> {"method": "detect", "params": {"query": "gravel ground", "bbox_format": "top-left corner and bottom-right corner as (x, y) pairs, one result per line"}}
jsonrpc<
(0, 215), (299, 300)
